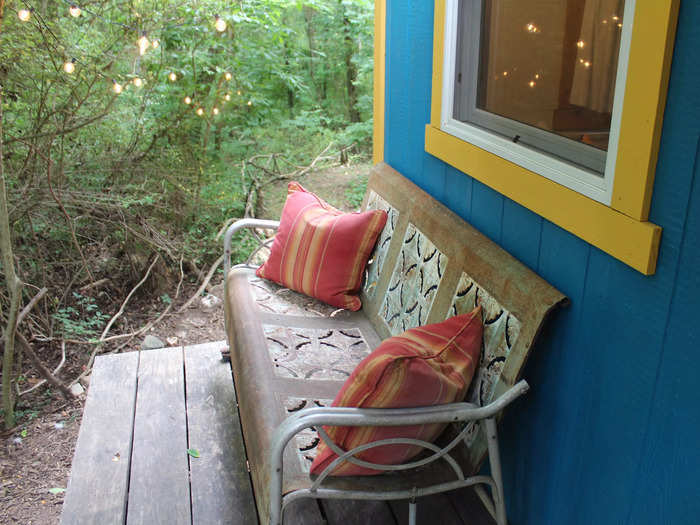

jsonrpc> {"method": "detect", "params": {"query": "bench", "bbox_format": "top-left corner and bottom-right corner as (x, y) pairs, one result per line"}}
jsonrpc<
(223, 162), (568, 525)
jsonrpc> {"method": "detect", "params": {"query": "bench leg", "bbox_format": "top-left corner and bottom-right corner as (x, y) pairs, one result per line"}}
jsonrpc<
(485, 417), (507, 525)
(408, 499), (417, 525)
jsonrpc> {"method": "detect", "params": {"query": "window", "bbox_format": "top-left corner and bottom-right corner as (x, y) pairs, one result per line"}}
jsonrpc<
(425, 0), (679, 275)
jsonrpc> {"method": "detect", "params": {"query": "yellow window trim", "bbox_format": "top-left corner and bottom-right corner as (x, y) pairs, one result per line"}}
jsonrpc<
(426, 0), (680, 276)
(373, 0), (386, 165)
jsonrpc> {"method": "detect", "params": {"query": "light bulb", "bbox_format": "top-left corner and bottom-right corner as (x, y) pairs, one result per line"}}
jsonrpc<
(584, 61), (591, 68)
(196, 107), (204, 116)
(224, 93), (231, 101)
(18, 9), (31, 22)
(184, 96), (192, 105)
(168, 72), (177, 82)
(535, 73), (540, 79)
(151, 39), (159, 49)
(133, 77), (143, 87)
(112, 80), (123, 94)
(502, 71), (508, 77)
(212, 107), (219, 115)
(63, 59), (76, 74)
(214, 15), (227, 32)
(612, 15), (619, 21)
(617, 23), (622, 28)
(224, 72), (232, 81)
(236, 90), (241, 96)
(138, 32), (149, 56)
(247, 100), (252, 106)
(577, 40), (585, 48)
(69, 5), (81, 17)
(529, 81), (536, 88)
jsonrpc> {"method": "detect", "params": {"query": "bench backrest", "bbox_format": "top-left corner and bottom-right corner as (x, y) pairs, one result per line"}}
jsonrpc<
(361, 163), (568, 471)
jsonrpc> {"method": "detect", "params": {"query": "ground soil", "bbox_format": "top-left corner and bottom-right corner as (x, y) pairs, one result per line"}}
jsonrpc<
(0, 162), (369, 524)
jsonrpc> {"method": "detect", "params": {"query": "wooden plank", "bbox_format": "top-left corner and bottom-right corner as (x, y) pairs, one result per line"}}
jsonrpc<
(183, 341), (257, 525)
(321, 499), (397, 525)
(61, 352), (139, 525)
(389, 494), (464, 525)
(447, 487), (496, 525)
(127, 348), (191, 525)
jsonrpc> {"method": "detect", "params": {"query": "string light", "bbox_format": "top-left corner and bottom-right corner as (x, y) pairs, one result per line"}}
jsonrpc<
(584, 61), (591, 68)
(247, 100), (252, 106)
(224, 93), (231, 101)
(525, 23), (539, 34)
(112, 80), (123, 94)
(528, 80), (536, 88)
(577, 40), (585, 48)
(184, 95), (192, 105)
(236, 90), (241, 96)
(133, 77), (143, 87)
(212, 107), (219, 115)
(502, 71), (508, 77)
(224, 72), (232, 81)
(151, 39), (160, 49)
(617, 23), (622, 28)
(69, 4), (81, 17)
(63, 58), (76, 74)
(612, 15), (619, 21)
(214, 15), (227, 32)
(168, 72), (177, 82)
(534, 73), (540, 79)
(18, 8), (32, 22)
(196, 107), (204, 116)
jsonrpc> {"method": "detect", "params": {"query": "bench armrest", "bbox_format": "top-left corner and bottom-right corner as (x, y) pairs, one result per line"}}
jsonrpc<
(269, 379), (529, 523)
(223, 218), (280, 274)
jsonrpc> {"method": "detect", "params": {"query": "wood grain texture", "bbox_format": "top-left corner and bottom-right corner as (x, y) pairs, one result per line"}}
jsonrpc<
(184, 341), (257, 525)
(127, 348), (191, 525)
(321, 498), (397, 525)
(61, 352), (139, 525)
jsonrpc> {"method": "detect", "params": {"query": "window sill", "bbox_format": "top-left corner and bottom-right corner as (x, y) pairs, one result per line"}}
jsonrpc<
(425, 124), (662, 275)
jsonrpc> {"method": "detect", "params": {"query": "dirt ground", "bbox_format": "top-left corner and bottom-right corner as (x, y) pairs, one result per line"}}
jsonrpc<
(0, 162), (369, 524)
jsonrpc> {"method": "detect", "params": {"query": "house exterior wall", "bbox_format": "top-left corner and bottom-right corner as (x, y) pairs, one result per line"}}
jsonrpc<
(383, 1), (699, 523)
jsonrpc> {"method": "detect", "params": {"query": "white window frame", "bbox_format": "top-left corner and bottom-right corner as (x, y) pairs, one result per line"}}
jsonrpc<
(439, 0), (636, 205)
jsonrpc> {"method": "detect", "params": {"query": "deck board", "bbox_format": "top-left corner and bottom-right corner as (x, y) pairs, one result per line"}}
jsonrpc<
(61, 352), (139, 525)
(184, 342), (257, 524)
(127, 348), (191, 525)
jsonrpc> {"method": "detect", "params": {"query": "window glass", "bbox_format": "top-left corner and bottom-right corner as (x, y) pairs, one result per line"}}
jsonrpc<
(453, 0), (625, 172)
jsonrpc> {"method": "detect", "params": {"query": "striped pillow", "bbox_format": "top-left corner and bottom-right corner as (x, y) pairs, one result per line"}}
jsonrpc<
(310, 307), (483, 476)
(256, 182), (387, 311)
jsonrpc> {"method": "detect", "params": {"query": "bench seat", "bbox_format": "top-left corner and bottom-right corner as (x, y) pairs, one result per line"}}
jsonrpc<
(224, 163), (568, 525)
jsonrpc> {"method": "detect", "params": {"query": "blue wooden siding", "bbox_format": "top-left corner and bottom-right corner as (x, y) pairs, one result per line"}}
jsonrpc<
(384, 1), (700, 524)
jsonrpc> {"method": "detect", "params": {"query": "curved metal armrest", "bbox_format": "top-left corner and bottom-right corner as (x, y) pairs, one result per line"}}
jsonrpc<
(223, 218), (280, 274)
(271, 379), (529, 465)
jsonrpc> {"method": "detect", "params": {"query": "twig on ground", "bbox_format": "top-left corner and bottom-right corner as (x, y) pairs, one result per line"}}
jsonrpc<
(18, 340), (67, 397)
(177, 254), (224, 313)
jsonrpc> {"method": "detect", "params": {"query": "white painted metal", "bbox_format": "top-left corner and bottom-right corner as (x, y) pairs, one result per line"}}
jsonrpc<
(268, 380), (530, 525)
(223, 218), (280, 275)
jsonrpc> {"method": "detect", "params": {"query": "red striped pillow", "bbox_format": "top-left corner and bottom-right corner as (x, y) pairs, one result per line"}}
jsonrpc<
(310, 307), (483, 476)
(256, 182), (387, 311)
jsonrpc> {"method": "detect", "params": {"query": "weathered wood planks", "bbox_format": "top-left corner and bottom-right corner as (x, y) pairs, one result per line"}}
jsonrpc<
(184, 341), (257, 525)
(126, 348), (191, 525)
(61, 352), (139, 525)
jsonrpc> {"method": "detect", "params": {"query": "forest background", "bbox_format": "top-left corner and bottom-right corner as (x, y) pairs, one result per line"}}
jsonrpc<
(0, 0), (374, 429)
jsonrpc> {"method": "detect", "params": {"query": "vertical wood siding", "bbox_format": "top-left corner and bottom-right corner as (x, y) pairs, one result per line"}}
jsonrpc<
(384, 1), (700, 523)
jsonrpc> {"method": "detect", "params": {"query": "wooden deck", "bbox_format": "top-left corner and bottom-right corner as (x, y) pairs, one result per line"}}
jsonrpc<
(61, 341), (495, 525)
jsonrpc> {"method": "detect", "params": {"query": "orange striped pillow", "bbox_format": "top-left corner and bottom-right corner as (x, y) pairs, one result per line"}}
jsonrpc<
(256, 182), (387, 311)
(310, 307), (483, 476)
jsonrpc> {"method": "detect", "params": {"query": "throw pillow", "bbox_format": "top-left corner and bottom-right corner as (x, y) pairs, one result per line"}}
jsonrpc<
(310, 307), (483, 476)
(256, 182), (387, 311)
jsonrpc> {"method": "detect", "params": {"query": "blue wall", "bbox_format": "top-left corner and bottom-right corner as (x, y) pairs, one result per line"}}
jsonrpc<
(384, 2), (699, 524)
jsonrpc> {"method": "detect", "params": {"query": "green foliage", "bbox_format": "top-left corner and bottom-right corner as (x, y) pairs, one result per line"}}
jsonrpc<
(345, 174), (368, 209)
(52, 293), (109, 340)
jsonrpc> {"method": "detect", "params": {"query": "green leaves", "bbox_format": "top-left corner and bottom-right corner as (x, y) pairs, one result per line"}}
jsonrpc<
(187, 448), (200, 458)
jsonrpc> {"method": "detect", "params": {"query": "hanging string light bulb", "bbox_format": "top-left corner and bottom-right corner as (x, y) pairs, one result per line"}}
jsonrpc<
(18, 8), (32, 22)
(151, 39), (160, 49)
(236, 90), (241, 96)
(247, 100), (252, 106)
(168, 72), (177, 82)
(133, 77), (143, 87)
(63, 58), (76, 74)
(224, 93), (231, 102)
(214, 15), (227, 32)
(196, 107), (204, 116)
(138, 31), (150, 56)
(212, 107), (219, 115)
(224, 72), (232, 81)
(112, 80), (123, 94)
(69, 4), (81, 17)
(184, 95), (192, 105)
